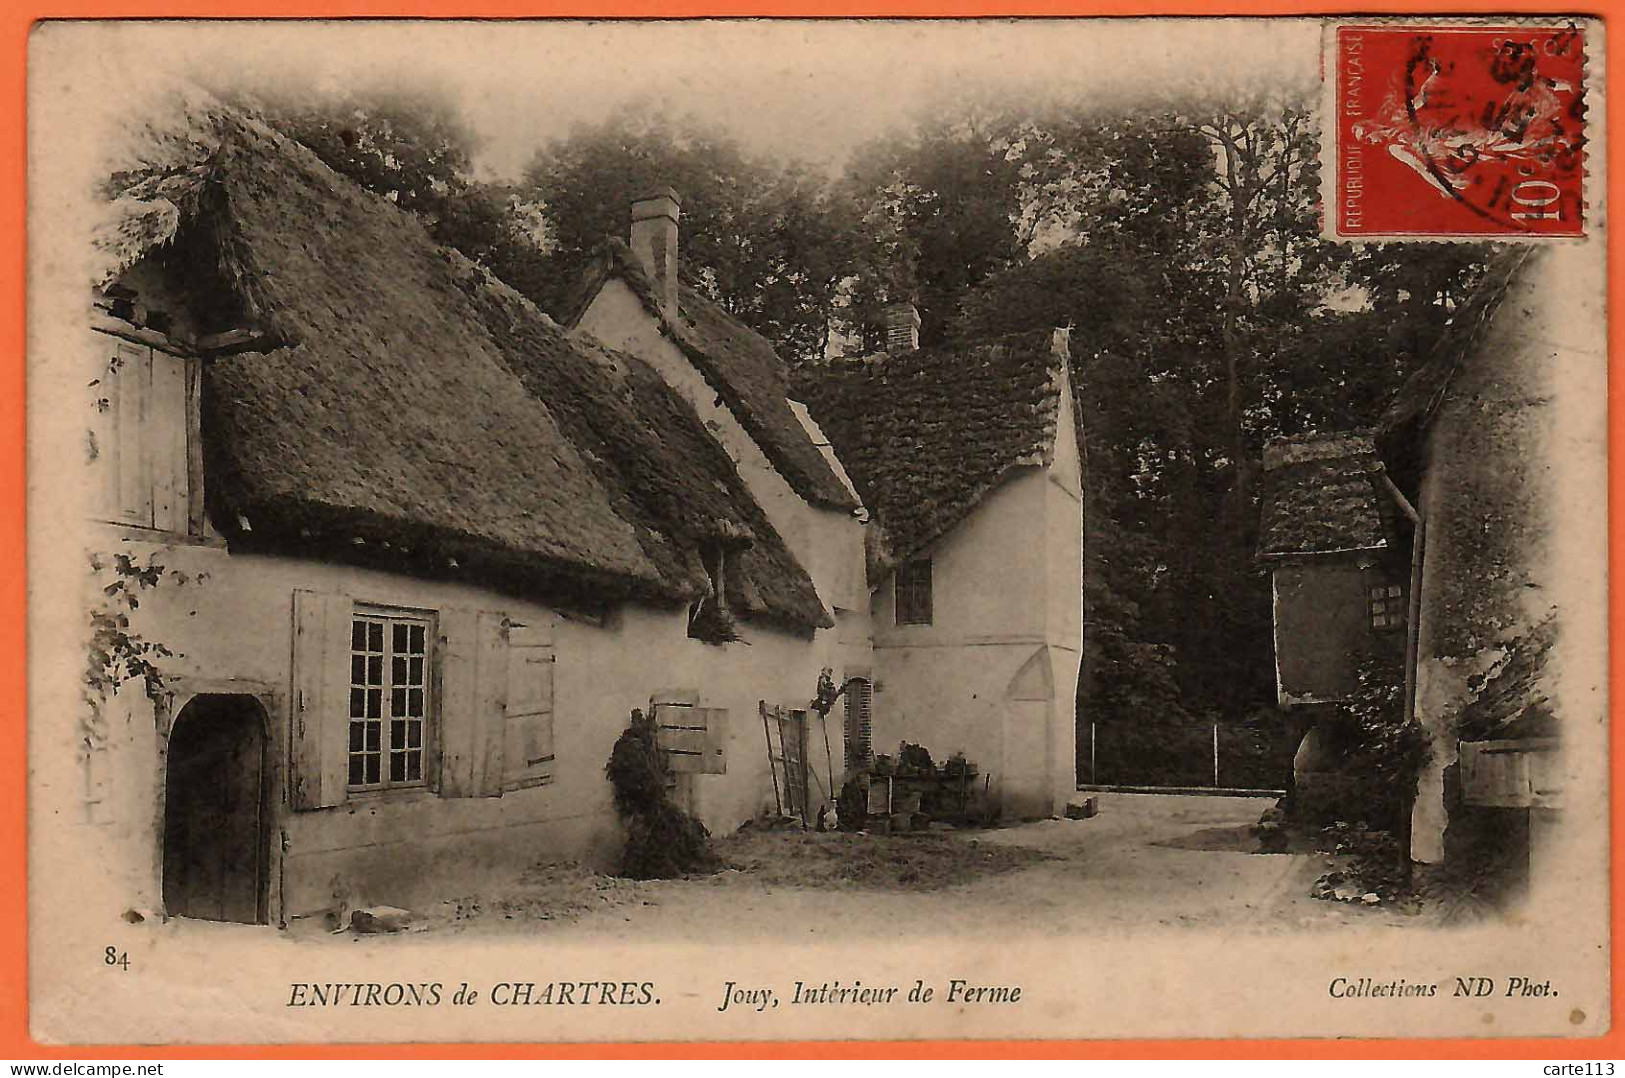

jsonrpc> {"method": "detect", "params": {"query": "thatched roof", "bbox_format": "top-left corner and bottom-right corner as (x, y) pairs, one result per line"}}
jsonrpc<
(566, 241), (860, 513)
(794, 328), (1070, 568)
(1458, 614), (1558, 741)
(103, 95), (829, 628)
(1378, 247), (1531, 476)
(93, 82), (230, 288)
(453, 263), (830, 630)
(1257, 431), (1396, 559)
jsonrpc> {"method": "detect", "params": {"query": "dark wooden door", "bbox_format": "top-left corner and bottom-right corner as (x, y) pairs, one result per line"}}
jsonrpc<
(163, 696), (267, 924)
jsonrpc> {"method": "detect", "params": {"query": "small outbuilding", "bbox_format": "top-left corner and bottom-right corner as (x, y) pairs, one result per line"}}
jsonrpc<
(1258, 430), (1411, 707)
(1257, 430), (1411, 820)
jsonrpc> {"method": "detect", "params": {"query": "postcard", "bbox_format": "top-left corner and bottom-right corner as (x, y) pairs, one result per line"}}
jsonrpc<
(25, 16), (1609, 1045)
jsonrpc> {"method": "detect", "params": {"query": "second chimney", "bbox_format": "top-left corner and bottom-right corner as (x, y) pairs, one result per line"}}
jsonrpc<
(885, 302), (921, 353)
(630, 187), (681, 320)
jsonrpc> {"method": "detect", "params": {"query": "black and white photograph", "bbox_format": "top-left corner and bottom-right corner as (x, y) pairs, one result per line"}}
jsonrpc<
(25, 16), (1609, 1045)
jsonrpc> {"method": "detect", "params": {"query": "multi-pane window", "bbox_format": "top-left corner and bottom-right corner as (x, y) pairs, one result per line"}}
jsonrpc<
(1370, 583), (1407, 631)
(895, 558), (933, 626)
(348, 612), (430, 790)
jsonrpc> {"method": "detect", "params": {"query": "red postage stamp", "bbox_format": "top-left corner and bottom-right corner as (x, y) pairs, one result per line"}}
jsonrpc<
(1329, 23), (1587, 239)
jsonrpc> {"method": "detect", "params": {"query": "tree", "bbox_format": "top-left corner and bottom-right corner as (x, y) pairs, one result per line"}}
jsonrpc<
(1188, 102), (1319, 515)
(839, 109), (1028, 347)
(245, 83), (554, 309)
(520, 104), (860, 364)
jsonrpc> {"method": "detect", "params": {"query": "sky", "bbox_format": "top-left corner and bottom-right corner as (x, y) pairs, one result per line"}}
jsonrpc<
(43, 19), (1323, 180)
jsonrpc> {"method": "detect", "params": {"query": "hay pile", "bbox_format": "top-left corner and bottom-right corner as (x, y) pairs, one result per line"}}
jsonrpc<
(605, 711), (720, 880)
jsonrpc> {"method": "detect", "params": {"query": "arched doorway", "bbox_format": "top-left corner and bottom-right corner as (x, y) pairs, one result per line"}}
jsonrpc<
(163, 694), (269, 923)
(1004, 647), (1057, 820)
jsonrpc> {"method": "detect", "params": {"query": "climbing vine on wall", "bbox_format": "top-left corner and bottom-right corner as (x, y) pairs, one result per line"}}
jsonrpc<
(83, 551), (198, 761)
(1337, 648), (1430, 830)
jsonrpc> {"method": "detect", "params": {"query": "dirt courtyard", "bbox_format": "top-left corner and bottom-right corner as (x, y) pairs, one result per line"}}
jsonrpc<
(394, 792), (1419, 942)
(41, 791), (1524, 1045)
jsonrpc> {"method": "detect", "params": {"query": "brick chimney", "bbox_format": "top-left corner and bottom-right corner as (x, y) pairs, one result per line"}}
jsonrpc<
(630, 188), (681, 320)
(885, 302), (920, 353)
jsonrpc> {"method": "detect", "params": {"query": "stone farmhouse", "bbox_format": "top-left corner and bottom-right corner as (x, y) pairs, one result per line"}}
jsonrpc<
(71, 96), (1085, 927)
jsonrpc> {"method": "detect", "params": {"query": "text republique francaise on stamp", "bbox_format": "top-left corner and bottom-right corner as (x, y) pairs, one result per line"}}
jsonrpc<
(1331, 23), (1586, 239)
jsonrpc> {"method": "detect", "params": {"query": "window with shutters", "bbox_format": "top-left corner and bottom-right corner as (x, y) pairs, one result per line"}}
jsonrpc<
(347, 610), (434, 790)
(89, 333), (201, 535)
(895, 557), (933, 626)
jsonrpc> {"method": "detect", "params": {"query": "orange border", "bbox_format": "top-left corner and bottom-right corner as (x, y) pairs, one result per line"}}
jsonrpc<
(1, 1), (1619, 1061)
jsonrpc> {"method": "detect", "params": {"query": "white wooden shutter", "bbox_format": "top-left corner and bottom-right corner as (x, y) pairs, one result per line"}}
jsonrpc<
(652, 690), (726, 775)
(289, 589), (353, 810)
(112, 341), (151, 526)
(149, 349), (189, 533)
(95, 336), (197, 534)
(438, 607), (477, 796)
(439, 608), (509, 797)
(503, 621), (556, 791)
(474, 611), (509, 797)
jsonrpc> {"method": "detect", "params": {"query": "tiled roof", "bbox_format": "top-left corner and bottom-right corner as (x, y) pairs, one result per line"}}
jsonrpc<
(1257, 431), (1394, 558)
(795, 328), (1069, 567)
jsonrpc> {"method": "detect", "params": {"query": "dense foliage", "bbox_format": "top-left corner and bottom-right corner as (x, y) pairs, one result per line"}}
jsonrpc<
(1318, 648), (1429, 830)
(84, 551), (205, 764)
(1339, 650), (1430, 825)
